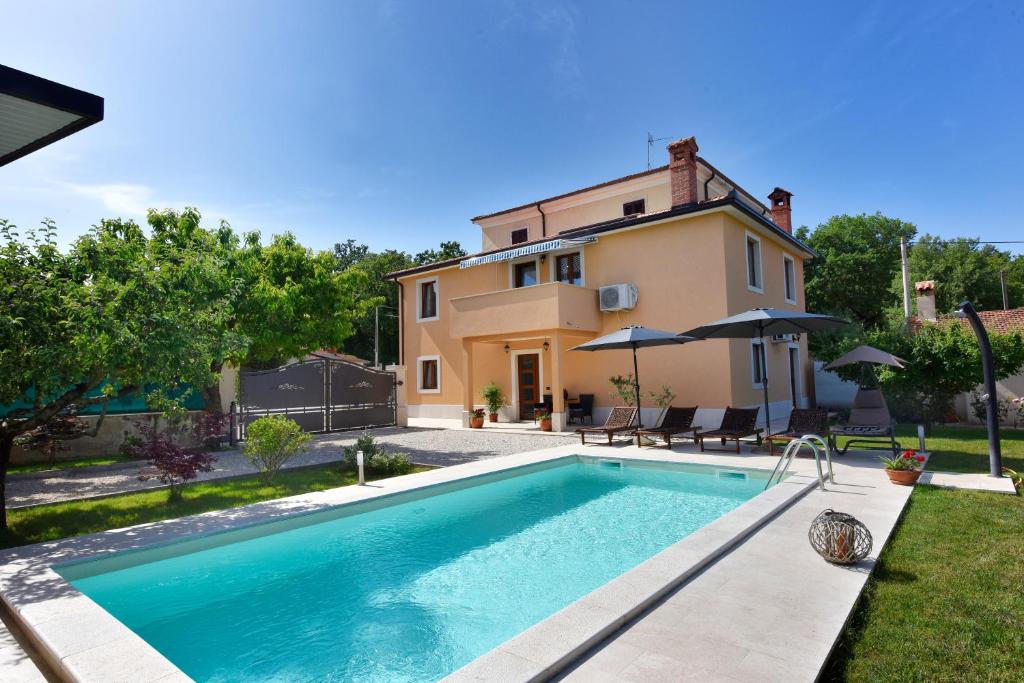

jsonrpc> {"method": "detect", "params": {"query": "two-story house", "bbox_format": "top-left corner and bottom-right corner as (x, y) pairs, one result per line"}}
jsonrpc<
(387, 136), (815, 431)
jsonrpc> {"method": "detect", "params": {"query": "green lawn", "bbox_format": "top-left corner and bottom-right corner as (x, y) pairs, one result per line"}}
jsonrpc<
(0, 464), (431, 550)
(9, 453), (135, 475)
(831, 423), (1024, 474)
(824, 424), (1023, 681)
(823, 485), (1023, 681)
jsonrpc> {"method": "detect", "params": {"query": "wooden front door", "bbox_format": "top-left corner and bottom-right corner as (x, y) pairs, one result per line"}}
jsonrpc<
(516, 353), (540, 420)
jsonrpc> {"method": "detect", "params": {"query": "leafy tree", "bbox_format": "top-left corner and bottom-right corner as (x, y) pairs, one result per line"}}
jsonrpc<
(896, 235), (1024, 314)
(413, 240), (467, 266)
(333, 238), (371, 271)
(0, 217), (232, 527)
(795, 213), (917, 331)
(820, 321), (1024, 427)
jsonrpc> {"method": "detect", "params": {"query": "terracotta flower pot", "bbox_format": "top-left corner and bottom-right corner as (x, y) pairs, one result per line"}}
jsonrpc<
(885, 468), (922, 486)
(488, 413), (498, 423)
(470, 416), (484, 429)
(539, 418), (552, 432)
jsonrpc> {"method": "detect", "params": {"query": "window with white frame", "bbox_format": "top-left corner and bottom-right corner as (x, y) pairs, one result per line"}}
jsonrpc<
(746, 233), (763, 292)
(554, 251), (583, 286)
(417, 355), (440, 393)
(417, 277), (439, 322)
(750, 339), (767, 388)
(783, 254), (797, 303)
(510, 227), (529, 245)
(511, 258), (538, 288)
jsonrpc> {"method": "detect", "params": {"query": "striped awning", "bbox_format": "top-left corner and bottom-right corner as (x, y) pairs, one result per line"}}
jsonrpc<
(458, 236), (597, 269)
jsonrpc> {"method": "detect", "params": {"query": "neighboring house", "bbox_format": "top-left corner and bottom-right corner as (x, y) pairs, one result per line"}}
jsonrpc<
(912, 281), (1024, 425)
(387, 136), (815, 430)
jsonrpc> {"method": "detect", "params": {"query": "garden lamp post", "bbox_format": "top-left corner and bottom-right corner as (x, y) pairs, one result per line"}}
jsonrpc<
(956, 301), (1003, 477)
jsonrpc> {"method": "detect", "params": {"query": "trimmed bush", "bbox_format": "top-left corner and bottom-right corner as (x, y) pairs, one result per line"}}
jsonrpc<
(243, 416), (311, 482)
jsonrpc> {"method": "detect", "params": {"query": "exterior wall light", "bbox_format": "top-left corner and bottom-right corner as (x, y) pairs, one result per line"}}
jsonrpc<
(542, 341), (550, 351)
(504, 344), (510, 354)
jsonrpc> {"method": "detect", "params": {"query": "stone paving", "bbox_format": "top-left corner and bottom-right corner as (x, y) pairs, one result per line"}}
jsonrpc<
(6, 426), (576, 508)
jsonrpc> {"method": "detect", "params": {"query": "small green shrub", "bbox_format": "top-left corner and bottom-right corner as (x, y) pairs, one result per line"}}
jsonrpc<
(243, 416), (311, 482)
(342, 433), (413, 476)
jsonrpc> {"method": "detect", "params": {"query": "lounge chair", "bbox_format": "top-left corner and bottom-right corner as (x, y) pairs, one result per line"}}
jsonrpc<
(568, 393), (595, 425)
(577, 406), (638, 445)
(765, 408), (830, 455)
(634, 406), (700, 448)
(696, 407), (762, 453)
(828, 388), (900, 456)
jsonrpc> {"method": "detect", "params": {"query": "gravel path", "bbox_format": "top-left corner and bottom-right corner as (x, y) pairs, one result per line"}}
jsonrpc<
(6, 427), (575, 509)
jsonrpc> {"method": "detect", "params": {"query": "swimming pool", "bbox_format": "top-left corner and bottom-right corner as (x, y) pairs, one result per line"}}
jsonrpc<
(58, 456), (769, 682)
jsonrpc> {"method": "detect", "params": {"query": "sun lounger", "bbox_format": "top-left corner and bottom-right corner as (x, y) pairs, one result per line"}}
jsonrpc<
(696, 407), (762, 453)
(828, 388), (900, 456)
(634, 406), (700, 448)
(765, 408), (830, 455)
(577, 406), (638, 445)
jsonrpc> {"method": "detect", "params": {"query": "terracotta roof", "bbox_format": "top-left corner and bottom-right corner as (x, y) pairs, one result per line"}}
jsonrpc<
(912, 308), (1024, 335)
(386, 193), (815, 279)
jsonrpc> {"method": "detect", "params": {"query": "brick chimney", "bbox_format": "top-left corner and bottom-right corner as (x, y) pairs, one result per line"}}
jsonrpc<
(915, 280), (937, 321)
(768, 187), (793, 234)
(667, 137), (699, 206)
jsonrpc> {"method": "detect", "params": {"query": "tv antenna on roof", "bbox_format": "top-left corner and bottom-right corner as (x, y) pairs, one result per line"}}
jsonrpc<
(647, 132), (674, 170)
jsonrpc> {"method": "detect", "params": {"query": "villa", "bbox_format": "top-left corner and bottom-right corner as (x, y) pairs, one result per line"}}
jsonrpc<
(389, 136), (815, 430)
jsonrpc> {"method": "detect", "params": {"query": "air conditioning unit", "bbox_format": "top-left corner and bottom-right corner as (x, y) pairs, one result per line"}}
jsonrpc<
(770, 333), (795, 344)
(599, 284), (639, 312)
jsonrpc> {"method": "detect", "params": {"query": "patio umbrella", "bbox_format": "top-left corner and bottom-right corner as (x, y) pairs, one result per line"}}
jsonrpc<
(823, 345), (907, 370)
(679, 308), (849, 434)
(571, 326), (696, 427)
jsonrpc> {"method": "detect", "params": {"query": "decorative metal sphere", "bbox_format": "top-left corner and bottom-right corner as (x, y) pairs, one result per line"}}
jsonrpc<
(808, 509), (872, 565)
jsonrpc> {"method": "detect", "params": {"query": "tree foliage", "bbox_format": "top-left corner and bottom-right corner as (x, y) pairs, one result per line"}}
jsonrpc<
(795, 213), (917, 330)
(242, 415), (311, 482)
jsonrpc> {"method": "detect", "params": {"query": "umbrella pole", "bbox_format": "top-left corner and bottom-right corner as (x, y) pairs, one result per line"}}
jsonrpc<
(759, 326), (771, 441)
(632, 344), (643, 428)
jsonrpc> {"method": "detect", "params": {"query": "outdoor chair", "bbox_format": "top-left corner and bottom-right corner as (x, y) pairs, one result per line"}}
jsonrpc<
(569, 394), (595, 425)
(577, 406), (638, 445)
(634, 406), (700, 448)
(828, 388), (900, 456)
(695, 407), (762, 453)
(765, 408), (830, 456)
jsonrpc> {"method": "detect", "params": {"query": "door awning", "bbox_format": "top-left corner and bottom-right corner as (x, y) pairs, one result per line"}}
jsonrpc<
(458, 236), (596, 269)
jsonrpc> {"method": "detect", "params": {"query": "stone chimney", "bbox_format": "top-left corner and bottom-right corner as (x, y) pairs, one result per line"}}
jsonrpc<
(915, 280), (937, 321)
(667, 137), (699, 206)
(768, 187), (793, 234)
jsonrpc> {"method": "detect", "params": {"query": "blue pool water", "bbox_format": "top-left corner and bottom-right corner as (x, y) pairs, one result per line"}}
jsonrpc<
(60, 457), (765, 682)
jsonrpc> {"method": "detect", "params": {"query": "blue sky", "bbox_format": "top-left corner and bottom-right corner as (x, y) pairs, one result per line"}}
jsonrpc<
(2, 0), (1022, 255)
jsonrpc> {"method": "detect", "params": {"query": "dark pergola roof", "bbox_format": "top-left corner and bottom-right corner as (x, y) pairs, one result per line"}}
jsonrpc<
(0, 64), (104, 167)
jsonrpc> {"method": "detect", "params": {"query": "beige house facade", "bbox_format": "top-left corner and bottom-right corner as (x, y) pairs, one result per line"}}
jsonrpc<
(388, 137), (816, 431)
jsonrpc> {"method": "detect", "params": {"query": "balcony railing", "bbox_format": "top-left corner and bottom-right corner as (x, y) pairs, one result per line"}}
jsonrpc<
(448, 282), (601, 339)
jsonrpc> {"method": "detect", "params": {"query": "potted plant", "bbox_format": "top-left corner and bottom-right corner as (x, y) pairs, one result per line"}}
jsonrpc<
(469, 408), (486, 429)
(880, 449), (926, 485)
(536, 409), (552, 432)
(482, 383), (506, 423)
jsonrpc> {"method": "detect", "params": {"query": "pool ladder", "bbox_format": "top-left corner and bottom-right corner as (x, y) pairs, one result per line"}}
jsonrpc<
(764, 434), (834, 491)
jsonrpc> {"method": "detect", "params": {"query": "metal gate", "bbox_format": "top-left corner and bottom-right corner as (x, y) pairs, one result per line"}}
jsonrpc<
(234, 359), (396, 439)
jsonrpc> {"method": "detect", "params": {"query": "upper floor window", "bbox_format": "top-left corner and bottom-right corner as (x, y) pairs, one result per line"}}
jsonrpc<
(417, 277), (439, 322)
(746, 233), (763, 292)
(555, 252), (583, 286)
(783, 254), (797, 303)
(511, 228), (529, 245)
(623, 199), (645, 216)
(513, 260), (538, 288)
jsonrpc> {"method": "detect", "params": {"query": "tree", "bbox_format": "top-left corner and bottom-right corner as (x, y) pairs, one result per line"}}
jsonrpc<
(796, 213), (917, 330)
(896, 235), (1024, 314)
(821, 321), (1024, 427)
(413, 240), (467, 266)
(0, 217), (232, 527)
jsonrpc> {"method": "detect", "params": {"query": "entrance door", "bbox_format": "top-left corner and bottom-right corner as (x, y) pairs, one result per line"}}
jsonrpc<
(516, 353), (540, 420)
(788, 346), (801, 408)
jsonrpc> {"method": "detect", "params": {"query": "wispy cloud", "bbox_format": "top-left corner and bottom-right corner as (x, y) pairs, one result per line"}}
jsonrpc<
(60, 182), (156, 216)
(499, 1), (584, 95)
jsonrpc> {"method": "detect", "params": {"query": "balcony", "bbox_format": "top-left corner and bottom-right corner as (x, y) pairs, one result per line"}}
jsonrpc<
(448, 282), (601, 339)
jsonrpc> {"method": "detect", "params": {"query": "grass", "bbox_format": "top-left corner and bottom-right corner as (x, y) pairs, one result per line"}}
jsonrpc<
(831, 423), (1024, 474)
(8, 453), (135, 475)
(0, 463), (431, 550)
(823, 485), (1024, 682)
